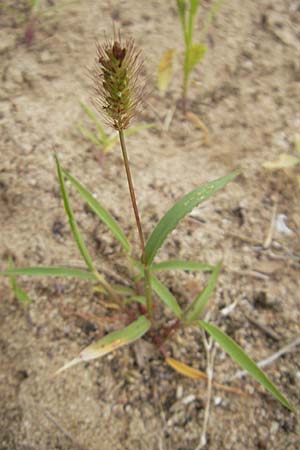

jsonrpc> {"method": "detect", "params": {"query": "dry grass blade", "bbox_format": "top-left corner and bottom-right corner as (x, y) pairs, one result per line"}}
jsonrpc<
(166, 357), (247, 396)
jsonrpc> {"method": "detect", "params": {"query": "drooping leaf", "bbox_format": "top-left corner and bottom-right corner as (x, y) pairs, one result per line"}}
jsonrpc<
(63, 170), (131, 253)
(152, 260), (213, 273)
(186, 42), (207, 74)
(55, 315), (151, 375)
(144, 170), (240, 265)
(158, 49), (175, 93)
(55, 155), (95, 272)
(151, 274), (182, 318)
(199, 321), (295, 411)
(263, 153), (300, 170)
(1, 266), (97, 280)
(184, 261), (222, 322)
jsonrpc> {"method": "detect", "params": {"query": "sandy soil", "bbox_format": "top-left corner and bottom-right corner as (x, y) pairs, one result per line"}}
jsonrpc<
(1, 1), (300, 449)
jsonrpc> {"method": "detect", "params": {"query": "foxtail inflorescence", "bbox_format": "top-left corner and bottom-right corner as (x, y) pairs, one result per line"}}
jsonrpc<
(93, 33), (144, 131)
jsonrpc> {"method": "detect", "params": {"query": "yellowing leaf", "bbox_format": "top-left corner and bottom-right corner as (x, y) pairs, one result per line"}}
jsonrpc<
(158, 49), (175, 93)
(166, 356), (207, 380)
(263, 153), (300, 170)
(55, 316), (151, 375)
(166, 356), (247, 396)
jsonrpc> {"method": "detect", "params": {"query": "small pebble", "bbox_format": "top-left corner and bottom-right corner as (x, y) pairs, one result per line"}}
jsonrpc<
(176, 385), (183, 399)
(214, 396), (222, 406)
(182, 394), (196, 405)
(271, 421), (279, 434)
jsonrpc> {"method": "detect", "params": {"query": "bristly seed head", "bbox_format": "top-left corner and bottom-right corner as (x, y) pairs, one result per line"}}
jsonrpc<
(92, 33), (144, 130)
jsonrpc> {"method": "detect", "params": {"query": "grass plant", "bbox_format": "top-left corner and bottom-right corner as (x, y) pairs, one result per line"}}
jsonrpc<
(1, 31), (295, 413)
(158, 0), (223, 114)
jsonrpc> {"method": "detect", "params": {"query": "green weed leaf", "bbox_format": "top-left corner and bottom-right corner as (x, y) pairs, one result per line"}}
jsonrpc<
(176, 0), (187, 21)
(151, 274), (182, 318)
(63, 170), (131, 253)
(199, 321), (295, 411)
(189, 0), (200, 17)
(1, 266), (97, 280)
(55, 155), (95, 272)
(55, 315), (151, 375)
(186, 43), (207, 74)
(132, 259), (182, 317)
(153, 259), (213, 273)
(144, 170), (240, 265)
(184, 261), (222, 322)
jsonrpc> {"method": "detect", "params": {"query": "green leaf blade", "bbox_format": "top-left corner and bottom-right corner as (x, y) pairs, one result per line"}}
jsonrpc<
(1, 266), (97, 280)
(55, 155), (95, 272)
(151, 274), (182, 318)
(63, 170), (131, 253)
(55, 315), (151, 375)
(199, 321), (295, 412)
(144, 170), (240, 265)
(184, 261), (222, 322)
(153, 259), (214, 273)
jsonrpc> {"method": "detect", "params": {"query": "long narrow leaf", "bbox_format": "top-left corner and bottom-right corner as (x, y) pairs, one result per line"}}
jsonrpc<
(80, 101), (107, 143)
(190, 0), (200, 17)
(63, 170), (131, 253)
(55, 155), (95, 272)
(151, 274), (182, 318)
(153, 260), (213, 273)
(199, 321), (295, 411)
(1, 266), (97, 280)
(144, 171), (240, 265)
(55, 315), (151, 375)
(184, 261), (222, 322)
(132, 260), (182, 318)
(78, 125), (103, 147)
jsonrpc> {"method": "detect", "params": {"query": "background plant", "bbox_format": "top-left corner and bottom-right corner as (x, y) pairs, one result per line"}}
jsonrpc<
(158, 0), (223, 113)
(1, 32), (295, 413)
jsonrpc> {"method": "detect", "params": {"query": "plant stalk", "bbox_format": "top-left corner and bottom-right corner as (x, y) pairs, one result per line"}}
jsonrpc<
(118, 129), (145, 254)
(144, 265), (153, 315)
(118, 129), (153, 316)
